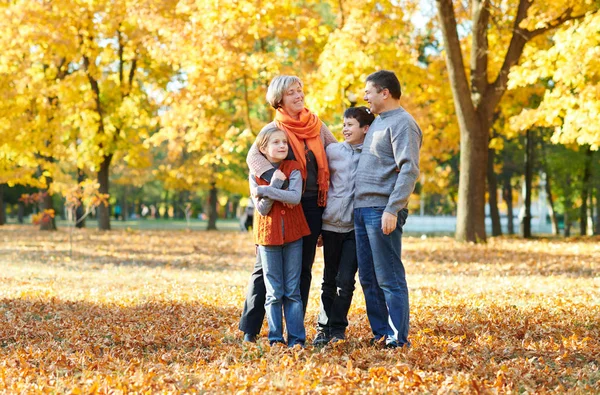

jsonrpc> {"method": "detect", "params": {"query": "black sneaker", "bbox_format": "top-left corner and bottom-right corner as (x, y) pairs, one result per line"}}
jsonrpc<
(312, 330), (331, 346)
(369, 336), (386, 346)
(330, 333), (345, 343)
(384, 340), (399, 349)
(243, 333), (257, 343)
(385, 339), (411, 349)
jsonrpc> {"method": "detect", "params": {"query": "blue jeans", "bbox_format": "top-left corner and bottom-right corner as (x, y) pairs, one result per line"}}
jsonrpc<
(259, 239), (306, 346)
(354, 207), (410, 346)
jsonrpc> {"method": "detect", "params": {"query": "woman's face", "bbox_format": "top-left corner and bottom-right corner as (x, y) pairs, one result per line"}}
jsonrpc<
(280, 82), (305, 117)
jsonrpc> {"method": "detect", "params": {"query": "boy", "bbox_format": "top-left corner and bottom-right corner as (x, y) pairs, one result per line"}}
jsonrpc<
(313, 106), (375, 345)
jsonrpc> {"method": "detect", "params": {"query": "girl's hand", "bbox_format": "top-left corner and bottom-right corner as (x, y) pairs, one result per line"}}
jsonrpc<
(316, 234), (323, 248)
(273, 169), (287, 181)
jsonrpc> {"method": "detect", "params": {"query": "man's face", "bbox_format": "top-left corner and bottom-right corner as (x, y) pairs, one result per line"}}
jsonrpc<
(363, 81), (385, 114)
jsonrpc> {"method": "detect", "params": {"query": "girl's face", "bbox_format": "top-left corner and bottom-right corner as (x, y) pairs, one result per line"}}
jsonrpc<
(342, 117), (369, 145)
(260, 130), (289, 163)
(280, 82), (305, 118)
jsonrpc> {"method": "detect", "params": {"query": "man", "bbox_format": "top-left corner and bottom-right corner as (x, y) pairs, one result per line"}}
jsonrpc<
(354, 70), (422, 348)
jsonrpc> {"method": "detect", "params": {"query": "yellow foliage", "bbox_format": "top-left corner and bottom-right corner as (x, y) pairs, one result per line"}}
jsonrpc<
(509, 13), (600, 149)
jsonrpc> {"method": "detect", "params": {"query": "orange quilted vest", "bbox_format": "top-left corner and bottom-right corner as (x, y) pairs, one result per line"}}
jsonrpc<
(253, 160), (311, 246)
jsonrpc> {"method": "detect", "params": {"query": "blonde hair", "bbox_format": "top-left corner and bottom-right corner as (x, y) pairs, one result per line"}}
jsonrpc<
(255, 124), (286, 153)
(266, 75), (303, 109)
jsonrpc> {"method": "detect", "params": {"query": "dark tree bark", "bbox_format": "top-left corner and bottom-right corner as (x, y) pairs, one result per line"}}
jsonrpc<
(18, 202), (24, 224)
(539, 138), (559, 235)
(121, 187), (129, 221)
(544, 173), (559, 235)
(0, 184), (6, 226)
(435, 0), (590, 242)
(580, 146), (593, 236)
(207, 181), (218, 231)
(97, 154), (113, 230)
(76, 168), (86, 228)
(502, 178), (514, 235)
(595, 184), (600, 235)
(487, 148), (502, 236)
(520, 130), (534, 238)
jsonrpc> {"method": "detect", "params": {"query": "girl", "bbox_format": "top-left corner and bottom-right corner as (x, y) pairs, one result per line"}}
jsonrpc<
(249, 124), (311, 347)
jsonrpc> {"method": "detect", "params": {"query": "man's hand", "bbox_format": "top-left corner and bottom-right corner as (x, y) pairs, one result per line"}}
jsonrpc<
(381, 211), (397, 235)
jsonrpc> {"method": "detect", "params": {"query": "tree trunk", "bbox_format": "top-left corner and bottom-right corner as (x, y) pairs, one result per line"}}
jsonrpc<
(564, 210), (571, 237)
(580, 146), (592, 236)
(595, 184), (600, 235)
(487, 148), (502, 236)
(435, 0), (585, 242)
(122, 187), (129, 221)
(544, 173), (559, 235)
(76, 168), (86, 228)
(18, 202), (24, 224)
(207, 181), (218, 231)
(520, 130), (533, 238)
(540, 135), (559, 235)
(0, 184), (6, 226)
(502, 178), (514, 235)
(97, 154), (113, 230)
(175, 191), (186, 219)
(40, 186), (57, 231)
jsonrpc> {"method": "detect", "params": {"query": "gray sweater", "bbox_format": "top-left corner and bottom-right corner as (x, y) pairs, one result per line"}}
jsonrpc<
(354, 107), (422, 215)
(249, 167), (303, 216)
(322, 142), (362, 233)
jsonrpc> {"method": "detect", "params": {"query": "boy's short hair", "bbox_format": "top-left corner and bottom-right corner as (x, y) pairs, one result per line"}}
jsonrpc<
(344, 106), (375, 127)
(255, 124), (286, 152)
(266, 75), (303, 109)
(366, 70), (402, 100)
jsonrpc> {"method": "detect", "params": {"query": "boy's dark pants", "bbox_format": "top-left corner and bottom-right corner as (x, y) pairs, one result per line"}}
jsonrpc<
(316, 230), (358, 336)
(239, 197), (323, 336)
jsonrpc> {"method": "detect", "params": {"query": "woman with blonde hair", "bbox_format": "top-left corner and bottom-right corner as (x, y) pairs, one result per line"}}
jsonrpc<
(240, 75), (337, 342)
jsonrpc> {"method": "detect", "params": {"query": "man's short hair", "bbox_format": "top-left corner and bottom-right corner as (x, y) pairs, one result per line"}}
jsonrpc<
(366, 70), (402, 100)
(344, 106), (375, 127)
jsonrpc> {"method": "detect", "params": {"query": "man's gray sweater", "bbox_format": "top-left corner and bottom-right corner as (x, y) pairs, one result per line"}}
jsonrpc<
(354, 106), (422, 215)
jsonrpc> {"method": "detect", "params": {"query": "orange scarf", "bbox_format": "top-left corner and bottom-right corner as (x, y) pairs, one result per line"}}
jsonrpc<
(275, 107), (329, 207)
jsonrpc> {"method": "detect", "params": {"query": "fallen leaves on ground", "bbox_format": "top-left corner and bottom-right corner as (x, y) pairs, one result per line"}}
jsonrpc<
(0, 225), (598, 393)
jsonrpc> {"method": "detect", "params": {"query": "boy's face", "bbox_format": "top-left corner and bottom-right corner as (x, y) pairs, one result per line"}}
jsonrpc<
(342, 117), (369, 145)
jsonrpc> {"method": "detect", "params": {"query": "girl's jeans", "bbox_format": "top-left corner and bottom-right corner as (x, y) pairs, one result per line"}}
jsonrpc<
(258, 239), (306, 346)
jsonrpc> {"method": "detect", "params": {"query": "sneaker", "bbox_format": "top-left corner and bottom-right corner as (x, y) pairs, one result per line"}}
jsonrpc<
(385, 339), (411, 349)
(243, 333), (257, 343)
(312, 330), (331, 346)
(269, 340), (286, 346)
(384, 339), (399, 349)
(330, 333), (345, 343)
(369, 336), (386, 346)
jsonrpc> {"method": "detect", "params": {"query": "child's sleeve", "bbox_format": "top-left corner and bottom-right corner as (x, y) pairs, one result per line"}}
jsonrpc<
(250, 174), (275, 216)
(247, 142), (274, 179)
(255, 170), (302, 205)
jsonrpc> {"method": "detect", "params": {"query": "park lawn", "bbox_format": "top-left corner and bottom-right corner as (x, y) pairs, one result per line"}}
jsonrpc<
(0, 225), (598, 393)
